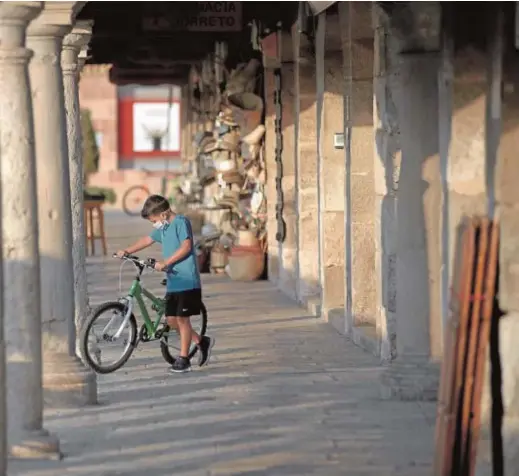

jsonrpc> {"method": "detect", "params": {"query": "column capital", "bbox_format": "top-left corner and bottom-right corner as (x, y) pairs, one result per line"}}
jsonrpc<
(0, 2), (42, 65)
(62, 20), (93, 75)
(77, 46), (89, 71)
(0, 2), (42, 26)
(26, 1), (85, 38)
(63, 19), (92, 51)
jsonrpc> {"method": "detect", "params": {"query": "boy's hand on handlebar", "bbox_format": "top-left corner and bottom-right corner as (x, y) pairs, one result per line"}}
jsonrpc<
(154, 260), (167, 272)
(115, 250), (128, 259)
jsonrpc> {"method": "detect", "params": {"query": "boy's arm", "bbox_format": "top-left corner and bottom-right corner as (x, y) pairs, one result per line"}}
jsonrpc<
(163, 239), (192, 268)
(117, 236), (155, 257)
(159, 217), (192, 269)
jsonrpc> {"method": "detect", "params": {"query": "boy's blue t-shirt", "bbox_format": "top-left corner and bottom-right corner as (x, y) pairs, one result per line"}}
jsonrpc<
(149, 215), (201, 293)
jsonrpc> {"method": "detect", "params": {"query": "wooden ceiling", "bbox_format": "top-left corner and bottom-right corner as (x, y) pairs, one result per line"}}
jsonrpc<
(77, 1), (299, 84)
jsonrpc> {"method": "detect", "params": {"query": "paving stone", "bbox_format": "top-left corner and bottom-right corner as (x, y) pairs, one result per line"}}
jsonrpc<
(7, 213), (435, 475)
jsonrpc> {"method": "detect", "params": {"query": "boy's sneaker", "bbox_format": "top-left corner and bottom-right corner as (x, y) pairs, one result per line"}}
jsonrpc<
(169, 357), (191, 374)
(197, 336), (215, 367)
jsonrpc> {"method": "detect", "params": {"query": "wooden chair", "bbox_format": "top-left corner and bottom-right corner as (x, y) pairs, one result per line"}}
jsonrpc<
(84, 200), (107, 256)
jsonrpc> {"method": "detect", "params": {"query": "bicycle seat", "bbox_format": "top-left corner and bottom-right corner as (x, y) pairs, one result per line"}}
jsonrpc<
(161, 278), (167, 286)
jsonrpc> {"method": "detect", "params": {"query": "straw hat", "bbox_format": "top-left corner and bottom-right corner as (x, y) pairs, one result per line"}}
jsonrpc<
(217, 108), (238, 127)
(194, 130), (213, 148)
(214, 157), (237, 173)
(222, 170), (245, 188)
(225, 58), (261, 98)
(203, 136), (239, 154)
(242, 124), (265, 145)
(199, 170), (217, 187)
(217, 190), (240, 208)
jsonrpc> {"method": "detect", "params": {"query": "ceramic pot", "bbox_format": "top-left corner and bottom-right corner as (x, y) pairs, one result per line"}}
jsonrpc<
(227, 245), (264, 281)
(236, 230), (259, 248)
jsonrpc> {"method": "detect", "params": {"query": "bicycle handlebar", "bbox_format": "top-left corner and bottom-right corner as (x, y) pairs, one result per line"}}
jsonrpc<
(112, 253), (156, 269)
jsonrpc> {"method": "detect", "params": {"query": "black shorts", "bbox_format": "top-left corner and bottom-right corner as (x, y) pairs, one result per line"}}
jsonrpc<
(165, 288), (202, 317)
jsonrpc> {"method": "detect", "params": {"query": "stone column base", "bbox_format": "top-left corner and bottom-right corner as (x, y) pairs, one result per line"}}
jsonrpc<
(43, 353), (97, 407)
(300, 294), (322, 317)
(380, 356), (440, 401)
(10, 428), (61, 461)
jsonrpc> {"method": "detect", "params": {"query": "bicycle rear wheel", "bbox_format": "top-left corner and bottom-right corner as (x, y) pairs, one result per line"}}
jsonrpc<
(122, 185), (150, 217)
(160, 302), (208, 365)
(80, 301), (138, 374)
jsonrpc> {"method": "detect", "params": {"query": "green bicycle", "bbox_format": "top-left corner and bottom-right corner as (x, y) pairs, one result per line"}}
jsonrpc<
(80, 254), (208, 374)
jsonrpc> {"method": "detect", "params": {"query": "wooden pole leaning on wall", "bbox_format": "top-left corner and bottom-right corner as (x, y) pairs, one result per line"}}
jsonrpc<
(434, 217), (500, 476)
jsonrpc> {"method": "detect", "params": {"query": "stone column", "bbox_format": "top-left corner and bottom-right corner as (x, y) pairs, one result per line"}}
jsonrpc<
(380, 3), (442, 400)
(373, 4), (400, 361)
(0, 1), (62, 459)
(61, 20), (93, 350)
(292, 18), (320, 311)
(316, 11), (346, 322)
(262, 31), (300, 298)
(27, 2), (97, 407)
(339, 2), (377, 347)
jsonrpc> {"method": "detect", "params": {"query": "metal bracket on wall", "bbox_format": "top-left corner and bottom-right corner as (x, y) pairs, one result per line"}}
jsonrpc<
(274, 67), (286, 243)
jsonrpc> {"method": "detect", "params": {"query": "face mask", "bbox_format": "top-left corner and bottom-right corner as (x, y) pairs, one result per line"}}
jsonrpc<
(153, 221), (164, 230)
(153, 216), (170, 230)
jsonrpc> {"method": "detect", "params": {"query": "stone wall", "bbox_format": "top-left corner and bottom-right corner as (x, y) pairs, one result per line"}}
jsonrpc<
(262, 0), (519, 419)
(317, 11), (346, 324)
(340, 2), (379, 351)
(293, 23), (320, 307)
(479, 5), (519, 474)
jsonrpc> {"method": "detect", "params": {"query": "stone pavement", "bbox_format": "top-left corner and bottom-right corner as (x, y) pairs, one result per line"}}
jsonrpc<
(8, 212), (437, 476)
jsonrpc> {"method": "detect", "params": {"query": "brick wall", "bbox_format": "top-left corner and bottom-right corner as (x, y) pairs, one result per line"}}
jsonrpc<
(79, 65), (118, 173)
(78, 66), (170, 210)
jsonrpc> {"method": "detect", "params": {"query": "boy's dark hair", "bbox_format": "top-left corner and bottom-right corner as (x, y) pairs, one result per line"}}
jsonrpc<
(141, 195), (170, 219)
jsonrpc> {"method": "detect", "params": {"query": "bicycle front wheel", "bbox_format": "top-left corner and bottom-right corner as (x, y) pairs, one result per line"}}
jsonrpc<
(80, 301), (138, 374)
(122, 185), (150, 217)
(160, 302), (208, 365)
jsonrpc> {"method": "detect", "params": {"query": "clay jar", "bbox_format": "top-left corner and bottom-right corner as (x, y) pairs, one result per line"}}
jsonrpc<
(227, 232), (264, 281)
(236, 229), (259, 247)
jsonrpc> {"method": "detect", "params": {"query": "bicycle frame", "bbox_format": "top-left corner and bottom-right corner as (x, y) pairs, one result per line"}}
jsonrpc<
(108, 255), (167, 341)
(128, 279), (166, 339)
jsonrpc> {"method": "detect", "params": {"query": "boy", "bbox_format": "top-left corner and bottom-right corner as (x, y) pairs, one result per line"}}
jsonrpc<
(116, 194), (214, 373)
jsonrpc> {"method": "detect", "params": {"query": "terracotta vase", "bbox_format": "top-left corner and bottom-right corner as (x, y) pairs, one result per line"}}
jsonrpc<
(227, 245), (264, 281)
(236, 230), (259, 248)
